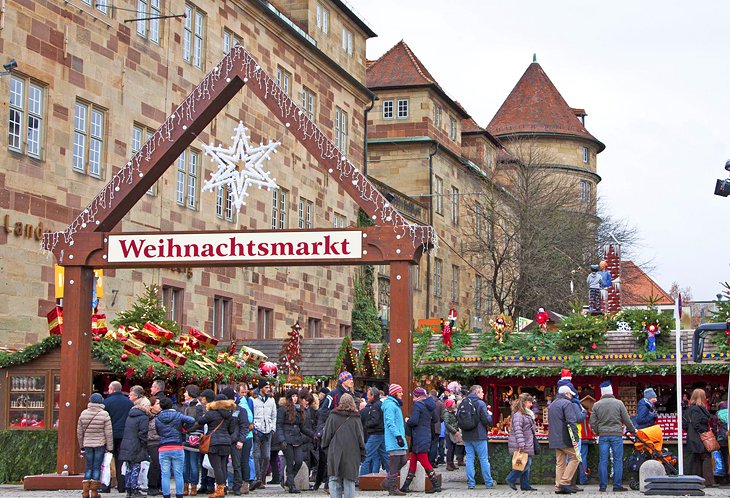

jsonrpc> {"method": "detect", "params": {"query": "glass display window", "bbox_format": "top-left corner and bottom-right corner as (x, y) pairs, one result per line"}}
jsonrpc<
(8, 375), (47, 428)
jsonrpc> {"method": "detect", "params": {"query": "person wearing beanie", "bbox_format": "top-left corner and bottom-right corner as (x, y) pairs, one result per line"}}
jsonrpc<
(587, 264), (602, 313)
(590, 381), (636, 492)
(360, 387), (388, 477)
(442, 398), (463, 471)
(180, 385), (205, 496)
(77, 392), (113, 498)
(633, 388), (659, 430)
(250, 379), (276, 492)
(399, 387), (439, 493)
(381, 384), (408, 495)
(276, 388), (314, 493)
(548, 385), (580, 494)
(314, 372), (354, 491)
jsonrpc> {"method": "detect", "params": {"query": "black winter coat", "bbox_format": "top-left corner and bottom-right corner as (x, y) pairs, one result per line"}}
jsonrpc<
(277, 404), (315, 447)
(191, 399), (237, 453)
(364, 398), (385, 435)
(118, 407), (149, 463)
(103, 391), (133, 439)
(407, 397), (436, 453)
(684, 404), (711, 454)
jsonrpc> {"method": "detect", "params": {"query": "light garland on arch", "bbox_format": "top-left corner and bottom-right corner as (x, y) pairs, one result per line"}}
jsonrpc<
(42, 44), (437, 257)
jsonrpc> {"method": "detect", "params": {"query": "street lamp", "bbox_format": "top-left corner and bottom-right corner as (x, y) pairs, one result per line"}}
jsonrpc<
(713, 160), (730, 197)
(0, 59), (17, 76)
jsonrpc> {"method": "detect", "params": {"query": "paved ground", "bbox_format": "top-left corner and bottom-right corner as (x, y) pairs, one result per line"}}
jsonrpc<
(3, 466), (728, 497)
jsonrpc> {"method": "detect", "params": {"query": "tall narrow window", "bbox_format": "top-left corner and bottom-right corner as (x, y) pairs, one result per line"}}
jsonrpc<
(223, 29), (240, 54)
(8, 76), (44, 159)
(216, 185), (234, 221)
(183, 3), (205, 68)
(333, 212), (347, 228)
(298, 198), (313, 229)
(449, 115), (457, 140)
(434, 176), (443, 215)
(271, 189), (288, 229)
(339, 324), (351, 337)
(451, 186), (459, 225)
(583, 146), (590, 164)
(88, 0), (110, 15)
(451, 265), (459, 304)
(412, 264), (420, 290)
(580, 180), (592, 208)
(276, 66), (292, 96)
(162, 285), (183, 325)
(316, 3), (329, 33)
(475, 203), (483, 238)
(132, 124), (156, 195)
(433, 104), (442, 128)
(213, 296), (231, 340)
(176, 148), (199, 209)
(397, 98), (409, 119)
(301, 87), (316, 121)
(341, 27), (353, 55)
(73, 101), (105, 178)
(335, 107), (348, 155)
(307, 318), (321, 338)
(135, 0), (160, 43)
(475, 275), (483, 315)
(434, 258), (442, 298)
(382, 100), (393, 120)
(257, 307), (273, 339)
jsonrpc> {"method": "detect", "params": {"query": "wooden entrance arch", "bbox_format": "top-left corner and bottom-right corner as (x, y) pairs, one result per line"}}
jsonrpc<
(43, 46), (434, 474)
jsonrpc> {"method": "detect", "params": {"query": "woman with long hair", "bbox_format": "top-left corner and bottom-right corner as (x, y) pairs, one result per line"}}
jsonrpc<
(321, 393), (365, 498)
(684, 389), (715, 486)
(505, 393), (538, 491)
(276, 389), (315, 494)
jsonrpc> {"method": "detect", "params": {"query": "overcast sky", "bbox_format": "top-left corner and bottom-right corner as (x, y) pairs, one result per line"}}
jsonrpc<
(350, 0), (730, 300)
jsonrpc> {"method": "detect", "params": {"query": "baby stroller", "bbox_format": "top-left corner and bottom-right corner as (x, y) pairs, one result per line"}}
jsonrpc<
(625, 425), (677, 490)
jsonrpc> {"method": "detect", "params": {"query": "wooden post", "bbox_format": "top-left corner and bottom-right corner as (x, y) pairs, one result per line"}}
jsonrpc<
(389, 261), (413, 415)
(57, 266), (94, 475)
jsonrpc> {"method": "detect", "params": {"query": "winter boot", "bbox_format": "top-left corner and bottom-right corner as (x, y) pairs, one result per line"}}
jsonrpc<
(188, 485), (197, 496)
(82, 480), (91, 498)
(425, 470), (441, 494)
(90, 480), (101, 498)
(182, 484), (189, 496)
(208, 484), (225, 498)
(456, 457), (464, 467)
(241, 482), (249, 495)
(446, 462), (456, 471)
(400, 472), (415, 493)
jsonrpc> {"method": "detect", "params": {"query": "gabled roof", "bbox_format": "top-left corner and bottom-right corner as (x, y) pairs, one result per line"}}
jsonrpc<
(621, 260), (675, 306)
(487, 62), (605, 152)
(367, 41), (469, 118)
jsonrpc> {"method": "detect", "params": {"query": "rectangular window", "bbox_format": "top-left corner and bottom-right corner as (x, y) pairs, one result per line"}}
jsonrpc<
(257, 307), (273, 339)
(449, 115), (457, 140)
(583, 146), (589, 163)
(271, 188), (288, 229)
(434, 258), (442, 298)
(84, 0), (110, 15)
(335, 107), (348, 155)
(8, 76), (44, 159)
(341, 27), (353, 55)
(136, 0), (161, 43)
(223, 29), (240, 54)
(175, 148), (200, 209)
(451, 186), (459, 225)
(73, 101), (105, 178)
(382, 100), (393, 120)
(339, 324), (351, 337)
(298, 198), (313, 229)
(397, 98), (409, 119)
(580, 180), (592, 208)
(433, 104), (442, 128)
(307, 318), (321, 338)
(316, 3), (329, 33)
(301, 87), (316, 121)
(162, 285), (183, 325)
(475, 275), (483, 315)
(485, 147), (493, 168)
(132, 124), (156, 195)
(451, 265), (459, 304)
(475, 203), (483, 238)
(183, 3), (205, 68)
(276, 66), (292, 96)
(412, 264), (420, 290)
(215, 185), (234, 221)
(434, 176), (443, 215)
(333, 212), (347, 228)
(213, 296), (231, 340)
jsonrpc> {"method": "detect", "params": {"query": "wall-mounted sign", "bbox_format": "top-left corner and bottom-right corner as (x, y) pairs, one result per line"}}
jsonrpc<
(107, 231), (363, 263)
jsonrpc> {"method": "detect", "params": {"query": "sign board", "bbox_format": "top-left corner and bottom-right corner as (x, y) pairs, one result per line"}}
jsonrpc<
(55, 266), (104, 299)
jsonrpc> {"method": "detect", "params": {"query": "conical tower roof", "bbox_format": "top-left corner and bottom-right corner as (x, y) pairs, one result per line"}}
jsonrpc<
(487, 62), (604, 152)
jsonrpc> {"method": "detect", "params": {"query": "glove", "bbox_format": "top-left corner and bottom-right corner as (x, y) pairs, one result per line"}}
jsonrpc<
(396, 436), (405, 448)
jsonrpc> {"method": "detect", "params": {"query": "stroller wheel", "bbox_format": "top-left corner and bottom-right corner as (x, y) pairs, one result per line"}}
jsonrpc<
(629, 479), (639, 491)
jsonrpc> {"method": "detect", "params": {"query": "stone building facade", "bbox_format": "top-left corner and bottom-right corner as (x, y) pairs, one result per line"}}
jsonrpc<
(0, 0), (376, 348)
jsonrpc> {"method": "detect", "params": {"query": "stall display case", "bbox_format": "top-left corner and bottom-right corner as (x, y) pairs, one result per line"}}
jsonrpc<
(617, 385), (638, 417)
(8, 375), (47, 428)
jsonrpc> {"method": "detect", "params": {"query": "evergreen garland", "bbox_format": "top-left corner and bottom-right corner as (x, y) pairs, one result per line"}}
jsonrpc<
(0, 335), (61, 369)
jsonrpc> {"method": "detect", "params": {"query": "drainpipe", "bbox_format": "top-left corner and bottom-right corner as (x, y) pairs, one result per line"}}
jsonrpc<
(363, 95), (376, 176)
(425, 142), (439, 318)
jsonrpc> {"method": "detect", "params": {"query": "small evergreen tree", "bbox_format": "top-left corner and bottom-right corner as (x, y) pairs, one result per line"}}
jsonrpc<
(278, 321), (303, 376)
(111, 284), (180, 334)
(709, 282), (730, 322)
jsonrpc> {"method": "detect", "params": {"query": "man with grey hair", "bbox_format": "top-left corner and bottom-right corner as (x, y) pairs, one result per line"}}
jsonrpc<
(103, 381), (133, 493)
(150, 379), (166, 402)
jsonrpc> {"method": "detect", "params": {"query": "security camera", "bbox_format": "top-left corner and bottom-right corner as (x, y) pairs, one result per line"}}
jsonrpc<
(725, 159), (730, 172)
(2, 59), (17, 72)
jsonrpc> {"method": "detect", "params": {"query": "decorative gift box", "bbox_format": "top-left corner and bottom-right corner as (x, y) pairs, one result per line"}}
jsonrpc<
(134, 329), (163, 345)
(144, 350), (177, 369)
(238, 345), (267, 365)
(165, 347), (187, 366)
(47, 306), (63, 336)
(143, 322), (174, 342)
(189, 327), (219, 347)
(174, 335), (200, 351)
(91, 313), (108, 336)
(123, 337), (146, 356)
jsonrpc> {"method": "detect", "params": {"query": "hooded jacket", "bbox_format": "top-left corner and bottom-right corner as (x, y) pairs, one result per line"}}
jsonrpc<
(634, 398), (658, 430)
(192, 399), (237, 448)
(276, 403), (315, 446)
(252, 393), (277, 434)
(548, 393), (577, 449)
(382, 395), (408, 452)
(363, 394), (384, 436)
(77, 402), (113, 451)
(407, 396), (436, 453)
(321, 408), (365, 482)
(118, 406), (149, 463)
(155, 409), (196, 447)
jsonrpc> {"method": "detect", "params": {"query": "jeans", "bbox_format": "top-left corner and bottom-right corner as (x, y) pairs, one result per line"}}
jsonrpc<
(464, 439), (494, 487)
(506, 455), (532, 489)
(124, 462), (141, 492)
(579, 442), (591, 484)
(359, 434), (389, 475)
(159, 448), (185, 497)
(252, 432), (272, 482)
(328, 475), (355, 498)
(83, 446), (106, 481)
(183, 449), (200, 486)
(598, 435), (624, 489)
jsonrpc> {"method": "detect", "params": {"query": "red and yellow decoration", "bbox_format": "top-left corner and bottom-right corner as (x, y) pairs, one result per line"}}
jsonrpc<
(189, 327), (219, 348)
(47, 306), (63, 336)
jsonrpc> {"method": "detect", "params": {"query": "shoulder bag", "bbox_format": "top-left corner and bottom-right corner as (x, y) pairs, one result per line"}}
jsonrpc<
(199, 419), (224, 455)
(700, 429), (720, 452)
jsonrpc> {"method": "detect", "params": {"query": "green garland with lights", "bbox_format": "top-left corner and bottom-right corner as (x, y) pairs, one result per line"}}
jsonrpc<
(0, 335), (62, 369)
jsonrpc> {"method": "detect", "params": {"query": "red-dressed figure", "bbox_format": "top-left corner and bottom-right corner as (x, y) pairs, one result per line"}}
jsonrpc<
(441, 318), (452, 349)
(448, 304), (458, 328)
(536, 307), (549, 332)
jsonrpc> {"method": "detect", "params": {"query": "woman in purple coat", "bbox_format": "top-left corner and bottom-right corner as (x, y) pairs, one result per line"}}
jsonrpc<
(506, 393), (538, 491)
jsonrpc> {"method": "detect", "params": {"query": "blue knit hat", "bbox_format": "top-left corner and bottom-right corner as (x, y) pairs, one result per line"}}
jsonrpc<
(644, 388), (657, 400)
(338, 371), (353, 384)
(89, 392), (104, 404)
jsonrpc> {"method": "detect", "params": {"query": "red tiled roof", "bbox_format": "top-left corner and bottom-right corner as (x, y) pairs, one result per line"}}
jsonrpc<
(487, 62), (604, 151)
(461, 117), (483, 133)
(621, 260), (675, 306)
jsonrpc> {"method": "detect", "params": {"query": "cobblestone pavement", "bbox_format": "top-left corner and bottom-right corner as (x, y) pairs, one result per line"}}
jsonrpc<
(2, 466), (728, 497)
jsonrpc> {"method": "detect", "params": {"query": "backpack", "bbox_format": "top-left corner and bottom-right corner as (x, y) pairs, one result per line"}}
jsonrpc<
(456, 397), (479, 431)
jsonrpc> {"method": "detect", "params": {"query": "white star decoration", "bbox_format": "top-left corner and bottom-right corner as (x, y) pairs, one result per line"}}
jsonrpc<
(201, 121), (281, 213)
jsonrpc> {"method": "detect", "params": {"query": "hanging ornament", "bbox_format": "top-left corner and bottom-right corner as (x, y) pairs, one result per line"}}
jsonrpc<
(591, 343), (598, 350)
(258, 361), (278, 379)
(201, 121), (280, 213)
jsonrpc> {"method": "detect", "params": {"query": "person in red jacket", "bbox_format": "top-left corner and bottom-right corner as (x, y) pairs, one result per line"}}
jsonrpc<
(535, 308), (549, 332)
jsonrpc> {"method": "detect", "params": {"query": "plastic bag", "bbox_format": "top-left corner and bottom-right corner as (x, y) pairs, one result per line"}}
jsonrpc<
(100, 452), (113, 486)
(712, 450), (725, 476)
(138, 460), (149, 489)
(202, 454), (213, 472)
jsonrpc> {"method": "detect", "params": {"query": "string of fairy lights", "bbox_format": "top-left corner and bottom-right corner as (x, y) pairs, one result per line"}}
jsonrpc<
(42, 44), (436, 259)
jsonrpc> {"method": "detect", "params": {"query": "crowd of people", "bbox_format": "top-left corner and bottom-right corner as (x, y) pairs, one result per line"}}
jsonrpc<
(76, 373), (730, 498)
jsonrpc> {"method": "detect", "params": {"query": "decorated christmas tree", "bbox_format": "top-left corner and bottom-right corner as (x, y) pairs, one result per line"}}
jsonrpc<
(278, 320), (303, 376)
(111, 284), (180, 334)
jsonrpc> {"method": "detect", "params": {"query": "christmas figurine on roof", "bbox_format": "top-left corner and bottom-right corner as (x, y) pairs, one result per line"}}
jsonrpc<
(440, 317), (452, 349)
(535, 307), (549, 333)
(646, 323), (660, 352)
(448, 303), (458, 328)
(599, 260), (612, 302)
(489, 315), (509, 343)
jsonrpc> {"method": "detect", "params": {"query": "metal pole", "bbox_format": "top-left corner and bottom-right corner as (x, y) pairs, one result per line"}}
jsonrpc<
(675, 304), (684, 474)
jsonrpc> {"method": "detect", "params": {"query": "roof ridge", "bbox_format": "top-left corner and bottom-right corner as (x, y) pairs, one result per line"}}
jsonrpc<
(399, 40), (435, 85)
(369, 38), (404, 68)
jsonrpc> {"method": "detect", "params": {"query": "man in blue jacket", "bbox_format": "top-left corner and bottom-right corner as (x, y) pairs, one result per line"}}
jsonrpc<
(103, 381), (133, 493)
(381, 384), (408, 496)
(460, 385), (495, 489)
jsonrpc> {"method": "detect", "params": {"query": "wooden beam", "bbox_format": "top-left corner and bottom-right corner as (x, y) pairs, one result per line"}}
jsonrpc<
(389, 260), (413, 415)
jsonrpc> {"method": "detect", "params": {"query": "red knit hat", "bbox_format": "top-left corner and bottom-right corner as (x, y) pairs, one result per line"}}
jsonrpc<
(388, 384), (403, 396)
(561, 369), (572, 380)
